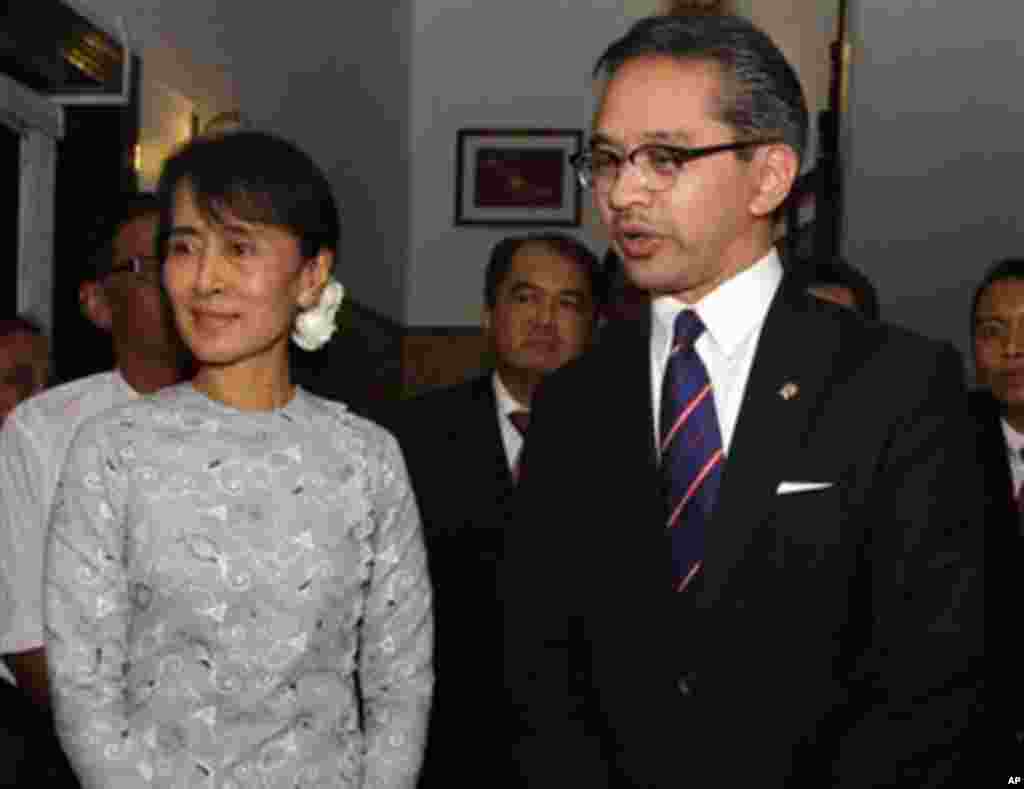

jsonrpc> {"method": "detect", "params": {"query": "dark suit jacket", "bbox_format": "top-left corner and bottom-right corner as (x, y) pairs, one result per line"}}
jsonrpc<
(505, 275), (985, 787)
(387, 375), (516, 784)
(967, 389), (1021, 770)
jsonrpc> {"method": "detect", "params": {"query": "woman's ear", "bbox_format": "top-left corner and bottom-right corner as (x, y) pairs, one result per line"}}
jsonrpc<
(80, 281), (113, 331)
(297, 249), (334, 310)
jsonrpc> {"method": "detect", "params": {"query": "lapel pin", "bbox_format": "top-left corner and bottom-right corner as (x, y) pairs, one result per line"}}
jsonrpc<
(778, 382), (799, 401)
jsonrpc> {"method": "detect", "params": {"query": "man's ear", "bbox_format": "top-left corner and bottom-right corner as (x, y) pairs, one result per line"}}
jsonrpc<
(80, 281), (113, 331)
(297, 249), (333, 310)
(481, 308), (492, 333)
(749, 143), (800, 218)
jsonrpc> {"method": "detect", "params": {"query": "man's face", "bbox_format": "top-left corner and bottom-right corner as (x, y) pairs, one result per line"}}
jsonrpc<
(0, 331), (45, 424)
(592, 55), (775, 303)
(974, 277), (1024, 408)
(485, 243), (595, 379)
(95, 213), (185, 363)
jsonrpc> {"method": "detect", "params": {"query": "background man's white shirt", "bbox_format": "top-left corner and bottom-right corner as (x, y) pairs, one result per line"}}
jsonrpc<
(0, 370), (138, 682)
(493, 372), (529, 472)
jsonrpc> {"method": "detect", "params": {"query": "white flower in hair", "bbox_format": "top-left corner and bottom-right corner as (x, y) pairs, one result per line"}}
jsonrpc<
(292, 277), (345, 351)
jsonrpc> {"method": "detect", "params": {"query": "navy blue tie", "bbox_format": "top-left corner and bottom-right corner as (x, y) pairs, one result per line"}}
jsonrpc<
(659, 311), (724, 592)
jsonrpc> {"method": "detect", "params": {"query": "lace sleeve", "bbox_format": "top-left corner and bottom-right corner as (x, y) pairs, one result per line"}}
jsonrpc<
(44, 422), (150, 789)
(359, 431), (434, 789)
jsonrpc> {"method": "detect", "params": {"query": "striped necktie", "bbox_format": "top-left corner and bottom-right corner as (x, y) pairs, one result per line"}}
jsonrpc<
(660, 310), (724, 593)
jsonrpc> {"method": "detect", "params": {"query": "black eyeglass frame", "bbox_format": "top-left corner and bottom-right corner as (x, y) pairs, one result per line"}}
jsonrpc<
(102, 255), (162, 280)
(569, 138), (783, 191)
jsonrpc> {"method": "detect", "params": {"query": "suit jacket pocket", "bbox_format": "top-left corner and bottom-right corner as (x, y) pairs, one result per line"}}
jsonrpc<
(768, 481), (845, 560)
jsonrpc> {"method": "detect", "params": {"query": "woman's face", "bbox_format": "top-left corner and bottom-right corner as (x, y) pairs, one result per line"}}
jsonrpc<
(162, 183), (329, 372)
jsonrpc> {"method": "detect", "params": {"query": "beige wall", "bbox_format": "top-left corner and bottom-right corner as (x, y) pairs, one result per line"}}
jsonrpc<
(732, 1), (838, 165)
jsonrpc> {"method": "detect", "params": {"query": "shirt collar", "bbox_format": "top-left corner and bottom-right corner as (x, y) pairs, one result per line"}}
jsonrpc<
(1001, 417), (1024, 460)
(492, 371), (528, 418)
(651, 248), (783, 358)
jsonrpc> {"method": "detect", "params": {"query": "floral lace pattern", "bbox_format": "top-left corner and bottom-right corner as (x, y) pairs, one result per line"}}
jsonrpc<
(45, 384), (432, 789)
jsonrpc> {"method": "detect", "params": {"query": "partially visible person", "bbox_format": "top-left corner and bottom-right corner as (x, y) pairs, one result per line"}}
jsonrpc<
(800, 255), (880, 319)
(0, 193), (190, 712)
(388, 232), (603, 787)
(45, 131), (432, 788)
(0, 315), (49, 424)
(0, 195), (182, 788)
(969, 257), (1024, 766)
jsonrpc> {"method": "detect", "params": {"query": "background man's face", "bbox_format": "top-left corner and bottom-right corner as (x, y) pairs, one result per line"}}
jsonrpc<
(974, 277), (1024, 408)
(0, 331), (46, 424)
(486, 243), (595, 380)
(97, 213), (186, 363)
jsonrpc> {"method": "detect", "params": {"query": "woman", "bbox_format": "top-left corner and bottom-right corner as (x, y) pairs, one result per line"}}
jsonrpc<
(44, 132), (432, 788)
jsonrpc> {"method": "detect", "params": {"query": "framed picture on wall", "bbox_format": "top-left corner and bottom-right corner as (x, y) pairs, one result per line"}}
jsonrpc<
(454, 128), (583, 226)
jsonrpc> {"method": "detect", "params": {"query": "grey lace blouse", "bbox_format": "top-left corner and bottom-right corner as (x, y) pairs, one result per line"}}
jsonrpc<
(44, 384), (433, 789)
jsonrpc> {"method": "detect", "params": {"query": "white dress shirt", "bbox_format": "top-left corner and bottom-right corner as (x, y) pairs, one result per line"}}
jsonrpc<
(493, 371), (529, 472)
(0, 370), (138, 681)
(650, 249), (783, 453)
(1001, 418), (1024, 499)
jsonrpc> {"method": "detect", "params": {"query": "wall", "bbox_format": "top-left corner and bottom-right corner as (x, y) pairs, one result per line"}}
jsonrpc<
(76, 0), (413, 322)
(732, 0), (837, 168)
(227, 4), (413, 322)
(405, 0), (643, 327)
(74, 0), (240, 187)
(842, 0), (1024, 354)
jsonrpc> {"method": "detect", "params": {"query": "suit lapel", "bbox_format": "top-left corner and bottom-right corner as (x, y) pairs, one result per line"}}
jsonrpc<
(593, 318), (675, 591)
(467, 374), (517, 493)
(706, 279), (840, 596)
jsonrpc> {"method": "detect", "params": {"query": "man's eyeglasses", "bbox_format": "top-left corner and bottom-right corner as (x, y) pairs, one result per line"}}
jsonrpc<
(570, 139), (782, 193)
(104, 255), (162, 283)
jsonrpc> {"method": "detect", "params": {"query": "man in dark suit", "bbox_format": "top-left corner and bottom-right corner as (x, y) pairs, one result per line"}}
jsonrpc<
(389, 232), (604, 786)
(969, 257), (1024, 768)
(504, 15), (984, 787)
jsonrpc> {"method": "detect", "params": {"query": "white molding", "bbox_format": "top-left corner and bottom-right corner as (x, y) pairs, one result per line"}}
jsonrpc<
(1, 75), (61, 336)
(0, 74), (64, 140)
(17, 132), (58, 335)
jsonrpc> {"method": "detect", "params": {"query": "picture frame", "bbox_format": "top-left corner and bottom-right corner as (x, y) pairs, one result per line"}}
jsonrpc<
(454, 128), (583, 226)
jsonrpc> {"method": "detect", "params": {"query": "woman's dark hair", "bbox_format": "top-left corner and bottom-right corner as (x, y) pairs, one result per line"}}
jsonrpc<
(155, 131), (340, 261)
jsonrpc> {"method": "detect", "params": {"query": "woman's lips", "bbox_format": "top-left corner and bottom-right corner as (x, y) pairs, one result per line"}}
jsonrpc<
(192, 310), (237, 330)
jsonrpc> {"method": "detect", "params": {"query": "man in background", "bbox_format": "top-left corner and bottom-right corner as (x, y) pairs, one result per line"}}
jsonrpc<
(969, 257), (1024, 766)
(0, 192), (190, 712)
(388, 232), (604, 787)
(0, 316), (49, 425)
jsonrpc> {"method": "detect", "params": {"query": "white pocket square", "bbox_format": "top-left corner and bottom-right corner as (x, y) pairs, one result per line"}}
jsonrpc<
(776, 480), (834, 495)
